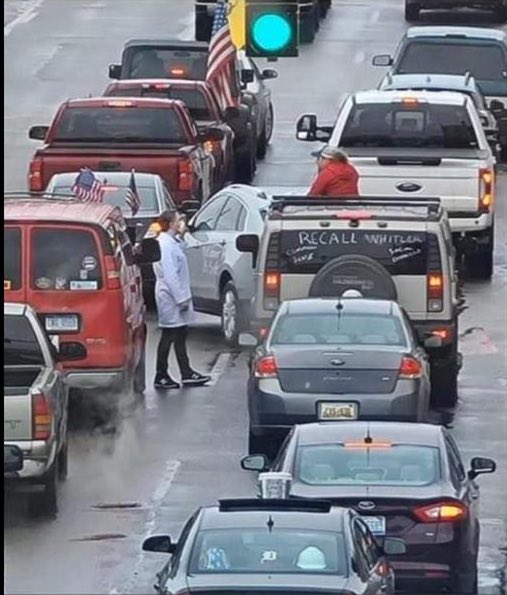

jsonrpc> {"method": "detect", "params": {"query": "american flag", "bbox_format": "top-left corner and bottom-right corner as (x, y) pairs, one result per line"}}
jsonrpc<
(71, 168), (105, 203)
(206, 0), (239, 110)
(125, 169), (141, 216)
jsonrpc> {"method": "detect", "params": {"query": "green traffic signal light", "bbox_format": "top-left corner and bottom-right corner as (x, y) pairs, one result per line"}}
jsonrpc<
(245, 1), (299, 58)
(251, 14), (293, 53)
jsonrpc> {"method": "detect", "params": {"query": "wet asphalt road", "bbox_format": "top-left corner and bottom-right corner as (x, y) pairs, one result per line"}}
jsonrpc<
(4, 0), (507, 593)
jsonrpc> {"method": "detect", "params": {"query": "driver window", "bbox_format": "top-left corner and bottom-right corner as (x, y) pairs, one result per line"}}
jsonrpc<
(192, 197), (227, 232)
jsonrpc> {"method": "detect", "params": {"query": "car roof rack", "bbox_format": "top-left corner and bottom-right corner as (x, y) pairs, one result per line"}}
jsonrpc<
(269, 195), (442, 221)
(218, 498), (332, 513)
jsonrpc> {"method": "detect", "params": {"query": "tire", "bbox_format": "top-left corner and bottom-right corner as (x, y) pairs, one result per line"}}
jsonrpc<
(308, 255), (398, 301)
(405, 1), (420, 20)
(29, 462), (58, 518)
(195, 11), (212, 41)
(220, 282), (244, 347)
(300, 9), (317, 43)
(466, 227), (494, 281)
(256, 104), (274, 160)
(430, 345), (459, 408)
(452, 567), (478, 594)
(58, 436), (69, 481)
(134, 340), (146, 395)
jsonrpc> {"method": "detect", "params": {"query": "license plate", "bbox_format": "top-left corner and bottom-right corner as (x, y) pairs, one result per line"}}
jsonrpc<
(318, 402), (358, 420)
(362, 516), (386, 536)
(45, 315), (79, 333)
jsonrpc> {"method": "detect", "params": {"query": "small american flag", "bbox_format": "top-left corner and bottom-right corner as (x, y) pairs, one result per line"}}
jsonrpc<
(71, 168), (105, 203)
(125, 169), (141, 216)
(206, 0), (239, 110)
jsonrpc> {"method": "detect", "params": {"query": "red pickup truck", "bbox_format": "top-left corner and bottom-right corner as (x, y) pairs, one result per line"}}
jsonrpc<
(28, 97), (224, 205)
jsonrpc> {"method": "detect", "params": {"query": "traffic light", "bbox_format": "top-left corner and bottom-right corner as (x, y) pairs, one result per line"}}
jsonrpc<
(245, 0), (299, 58)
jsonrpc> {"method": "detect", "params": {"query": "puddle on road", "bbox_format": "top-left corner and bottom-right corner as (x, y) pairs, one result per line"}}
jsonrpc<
(70, 533), (127, 542)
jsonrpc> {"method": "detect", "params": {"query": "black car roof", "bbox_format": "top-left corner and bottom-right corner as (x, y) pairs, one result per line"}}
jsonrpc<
(123, 39), (209, 50)
(295, 421), (443, 447)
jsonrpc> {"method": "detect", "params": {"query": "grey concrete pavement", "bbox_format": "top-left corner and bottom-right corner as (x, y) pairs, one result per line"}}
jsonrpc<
(4, 0), (507, 593)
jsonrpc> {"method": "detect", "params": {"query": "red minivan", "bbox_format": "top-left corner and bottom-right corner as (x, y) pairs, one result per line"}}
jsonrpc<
(4, 197), (160, 404)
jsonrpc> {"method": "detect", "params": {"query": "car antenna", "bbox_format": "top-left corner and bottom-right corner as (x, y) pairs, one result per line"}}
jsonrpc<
(364, 425), (373, 444)
(267, 515), (274, 533)
(336, 296), (344, 331)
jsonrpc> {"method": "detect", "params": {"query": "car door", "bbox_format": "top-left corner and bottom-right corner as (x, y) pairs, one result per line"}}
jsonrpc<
(186, 195), (228, 303)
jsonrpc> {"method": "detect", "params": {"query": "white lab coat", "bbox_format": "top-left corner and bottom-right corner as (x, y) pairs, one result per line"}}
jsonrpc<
(153, 232), (194, 328)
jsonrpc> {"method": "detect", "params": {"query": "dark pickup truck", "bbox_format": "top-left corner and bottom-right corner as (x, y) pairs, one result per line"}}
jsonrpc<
(28, 97), (225, 205)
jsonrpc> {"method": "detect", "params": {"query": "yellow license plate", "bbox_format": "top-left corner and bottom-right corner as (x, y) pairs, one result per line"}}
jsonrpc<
(318, 402), (358, 420)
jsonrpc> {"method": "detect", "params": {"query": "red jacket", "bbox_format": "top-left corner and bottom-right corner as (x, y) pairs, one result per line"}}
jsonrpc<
(308, 161), (359, 197)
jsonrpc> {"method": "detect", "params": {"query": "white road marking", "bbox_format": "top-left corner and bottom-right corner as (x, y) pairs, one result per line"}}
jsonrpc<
(110, 459), (181, 595)
(208, 352), (232, 387)
(4, 0), (45, 37)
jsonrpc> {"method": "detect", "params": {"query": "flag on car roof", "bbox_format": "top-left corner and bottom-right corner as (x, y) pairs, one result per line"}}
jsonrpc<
(71, 168), (105, 203)
(206, 0), (239, 110)
(125, 169), (141, 216)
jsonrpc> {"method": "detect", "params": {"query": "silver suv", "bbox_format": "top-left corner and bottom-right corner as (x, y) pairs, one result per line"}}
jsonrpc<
(237, 196), (461, 406)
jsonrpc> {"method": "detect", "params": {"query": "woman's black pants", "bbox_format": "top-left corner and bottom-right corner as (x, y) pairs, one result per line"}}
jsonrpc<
(155, 326), (192, 379)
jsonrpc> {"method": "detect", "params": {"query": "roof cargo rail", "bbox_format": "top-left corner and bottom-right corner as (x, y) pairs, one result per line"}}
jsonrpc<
(218, 498), (332, 513)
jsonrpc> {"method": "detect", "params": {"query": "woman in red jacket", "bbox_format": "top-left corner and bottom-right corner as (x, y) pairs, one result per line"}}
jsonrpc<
(308, 146), (359, 197)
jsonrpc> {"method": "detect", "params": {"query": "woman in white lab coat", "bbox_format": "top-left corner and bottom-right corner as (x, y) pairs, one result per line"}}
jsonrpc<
(153, 210), (211, 389)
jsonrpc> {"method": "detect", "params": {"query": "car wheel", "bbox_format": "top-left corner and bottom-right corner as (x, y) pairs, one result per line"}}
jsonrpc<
(29, 462), (58, 518)
(309, 255), (398, 301)
(300, 9), (317, 43)
(430, 351), (459, 407)
(221, 282), (244, 347)
(256, 104), (274, 160)
(195, 11), (212, 41)
(58, 433), (69, 481)
(466, 227), (494, 280)
(405, 1), (420, 20)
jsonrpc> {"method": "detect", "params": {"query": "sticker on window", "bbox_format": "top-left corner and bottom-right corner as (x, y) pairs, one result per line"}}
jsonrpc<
(4, 280), (12, 290)
(70, 280), (98, 290)
(79, 269), (88, 280)
(82, 256), (98, 271)
(55, 277), (67, 290)
(35, 277), (53, 289)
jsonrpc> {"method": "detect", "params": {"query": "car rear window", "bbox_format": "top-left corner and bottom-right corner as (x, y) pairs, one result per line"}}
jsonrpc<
(4, 227), (22, 291)
(278, 229), (431, 275)
(53, 106), (187, 143)
(190, 529), (347, 575)
(4, 314), (44, 366)
(296, 444), (440, 486)
(341, 102), (478, 149)
(128, 48), (209, 80)
(31, 228), (103, 291)
(271, 313), (407, 346)
(397, 41), (507, 82)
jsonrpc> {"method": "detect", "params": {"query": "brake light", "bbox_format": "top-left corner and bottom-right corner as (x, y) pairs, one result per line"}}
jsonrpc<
(105, 255), (121, 290)
(178, 159), (193, 192)
(335, 210), (372, 219)
(32, 391), (52, 440)
(264, 271), (280, 310)
(427, 272), (443, 312)
(401, 96), (423, 105)
(479, 168), (494, 213)
(254, 355), (278, 378)
(170, 68), (186, 77)
(432, 328), (449, 340)
(102, 185), (120, 192)
(414, 501), (468, 523)
(376, 561), (391, 577)
(204, 140), (222, 155)
(28, 158), (44, 191)
(399, 356), (422, 379)
(344, 440), (392, 449)
(103, 100), (136, 108)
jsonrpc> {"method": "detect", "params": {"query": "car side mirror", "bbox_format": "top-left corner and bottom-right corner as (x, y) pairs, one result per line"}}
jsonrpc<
(180, 200), (200, 218)
(241, 454), (269, 472)
(142, 535), (176, 554)
(296, 114), (318, 141)
(468, 457), (496, 480)
(261, 68), (278, 80)
(224, 106), (241, 121)
(201, 127), (225, 142)
(29, 126), (49, 141)
(489, 99), (505, 113)
(134, 238), (161, 265)
(424, 334), (443, 349)
(58, 341), (88, 362)
(109, 63), (121, 79)
(4, 445), (23, 473)
(236, 234), (259, 255)
(372, 54), (393, 67)
(383, 537), (407, 556)
(239, 332), (259, 348)
(241, 69), (255, 84)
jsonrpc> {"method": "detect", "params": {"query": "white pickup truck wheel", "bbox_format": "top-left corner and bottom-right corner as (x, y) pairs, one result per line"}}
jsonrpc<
(29, 463), (58, 518)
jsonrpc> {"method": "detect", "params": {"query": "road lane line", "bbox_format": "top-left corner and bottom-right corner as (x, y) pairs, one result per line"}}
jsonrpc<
(208, 352), (233, 387)
(4, 0), (45, 37)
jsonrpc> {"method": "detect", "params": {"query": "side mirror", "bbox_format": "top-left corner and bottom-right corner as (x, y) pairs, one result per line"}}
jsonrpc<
(236, 234), (259, 254)
(224, 106), (241, 121)
(296, 114), (318, 141)
(4, 445), (24, 473)
(109, 64), (121, 79)
(261, 69), (278, 80)
(489, 99), (505, 113)
(468, 457), (496, 480)
(241, 69), (255, 85)
(204, 127), (225, 142)
(142, 535), (176, 554)
(29, 126), (49, 141)
(372, 54), (393, 67)
(58, 341), (88, 362)
(239, 332), (259, 348)
(241, 454), (269, 472)
(424, 334), (443, 349)
(383, 537), (407, 556)
(180, 200), (200, 217)
(134, 238), (161, 265)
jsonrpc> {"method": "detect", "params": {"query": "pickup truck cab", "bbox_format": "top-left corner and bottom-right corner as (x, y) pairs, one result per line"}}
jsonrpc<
(28, 97), (224, 205)
(296, 89), (496, 279)
(4, 302), (86, 516)
(103, 79), (236, 190)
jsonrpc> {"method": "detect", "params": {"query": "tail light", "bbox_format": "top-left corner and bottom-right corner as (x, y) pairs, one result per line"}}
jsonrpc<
(104, 255), (121, 290)
(414, 501), (468, 522)
(254, 355), (278, 379)
(263, 233), (281, 310)
(32, 391), (52, 440)
(178, 159), (193, 192)
(376, 561), (391, 577)
(427, 272), (443, 312)
(399, 356), (422, 379)
(28, 158), (44, 191)
(479, 168), (494, 213)
(204, 140), (222, 155)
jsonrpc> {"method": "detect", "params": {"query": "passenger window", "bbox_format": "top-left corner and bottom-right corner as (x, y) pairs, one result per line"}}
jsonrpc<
(445, 436), (466, 481)
(215, 197), (244, 231)
(31, 227), (103, 291)
(237, 205), (247, 231)
(4, 227), (22, 290)
(354, 520), (378, 571)
(192, 197), (227, 232)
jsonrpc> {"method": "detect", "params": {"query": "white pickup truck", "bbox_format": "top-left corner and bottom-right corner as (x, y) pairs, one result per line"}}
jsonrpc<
(296, 89), (496, 279)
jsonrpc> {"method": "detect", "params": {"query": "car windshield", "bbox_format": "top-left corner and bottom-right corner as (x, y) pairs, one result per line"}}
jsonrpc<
(189, 529), (347, 575)
(52, 184), (160, 216)
(296, 444), (440, 486)
(4, 315), (45, 366)
(397, 41), (507, 82)
(128, 48), (209, 80)
(341, 102), (478, 149)
(53, 107), (186, 143)
(271, 313), (407, 346)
